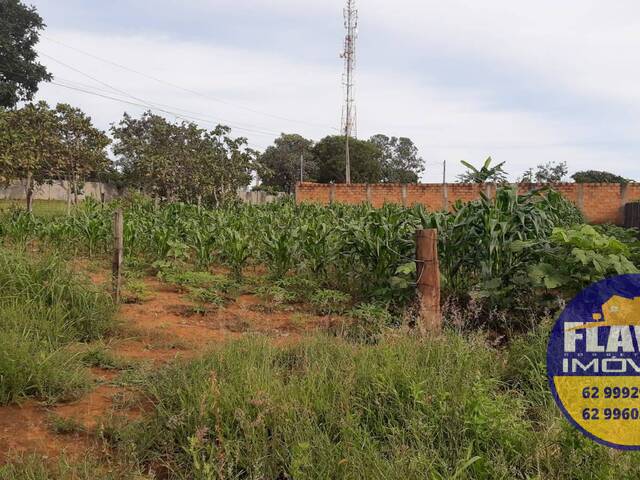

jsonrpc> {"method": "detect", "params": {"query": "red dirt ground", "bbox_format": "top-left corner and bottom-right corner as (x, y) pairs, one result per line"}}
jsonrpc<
(0, 269), (329, 464)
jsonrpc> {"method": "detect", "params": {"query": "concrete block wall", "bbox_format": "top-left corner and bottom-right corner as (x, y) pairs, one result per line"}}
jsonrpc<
(0, 180), (119, 202)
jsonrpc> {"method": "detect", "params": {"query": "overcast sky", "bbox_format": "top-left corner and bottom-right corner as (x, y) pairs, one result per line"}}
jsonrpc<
(29, 0), (640, 182)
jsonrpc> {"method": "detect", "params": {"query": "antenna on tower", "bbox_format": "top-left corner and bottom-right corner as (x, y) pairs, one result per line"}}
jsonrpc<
(340, 0), (358, 184)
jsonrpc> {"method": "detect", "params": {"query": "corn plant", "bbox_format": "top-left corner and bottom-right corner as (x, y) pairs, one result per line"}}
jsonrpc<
(0, 207), (41, 246)
(218, 225), (252, 281)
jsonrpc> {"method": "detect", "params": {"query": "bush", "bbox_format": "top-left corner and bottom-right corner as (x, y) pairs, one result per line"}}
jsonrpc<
(530, 225), (639, 295)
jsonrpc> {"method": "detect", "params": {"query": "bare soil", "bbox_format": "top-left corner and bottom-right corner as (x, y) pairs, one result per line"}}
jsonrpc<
(0, 267), (329, 464)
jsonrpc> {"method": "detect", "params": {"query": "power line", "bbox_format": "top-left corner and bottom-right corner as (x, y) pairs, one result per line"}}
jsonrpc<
(55, 76), (279, 137)
(51, 79), (278, 139)
(43, 53), (282, 137)
(44, 35), (338, 131)
(48, 80), (267, 150)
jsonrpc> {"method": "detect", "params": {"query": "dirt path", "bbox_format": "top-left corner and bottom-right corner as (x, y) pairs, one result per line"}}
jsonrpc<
(0, 272), (328, 464)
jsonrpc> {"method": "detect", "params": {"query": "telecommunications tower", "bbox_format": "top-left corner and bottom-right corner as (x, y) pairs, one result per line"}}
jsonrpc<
(340, 0), (358, 184)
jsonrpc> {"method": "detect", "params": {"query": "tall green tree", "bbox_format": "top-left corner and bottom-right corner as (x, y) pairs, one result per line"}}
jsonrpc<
(111, 111), (256, 205)
(258, 133), (314, 193)
(54, 104), (111, 209)
(199, 125), (256, 205)
(312, 135), (382, 184)
(0, 0), (51, 108)
(0, 101), (61, 211)
(369, 134), (424, 183)
(111, 112), (180, 200)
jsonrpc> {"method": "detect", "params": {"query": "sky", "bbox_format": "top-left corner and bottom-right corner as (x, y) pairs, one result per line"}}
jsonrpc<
(28, 0), (640, 182)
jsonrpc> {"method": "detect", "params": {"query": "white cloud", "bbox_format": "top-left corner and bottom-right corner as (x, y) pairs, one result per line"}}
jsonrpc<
(31, 0), (640, 182)
(364, 0), (640, 111)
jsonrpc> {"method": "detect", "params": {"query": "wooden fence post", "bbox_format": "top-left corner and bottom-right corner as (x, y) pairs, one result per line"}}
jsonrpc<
(112, 209), (124, 303)
(415, 229), (441, 334)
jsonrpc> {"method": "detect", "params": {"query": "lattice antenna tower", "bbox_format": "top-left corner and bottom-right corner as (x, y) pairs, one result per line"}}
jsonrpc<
(340, 0), (358, 184)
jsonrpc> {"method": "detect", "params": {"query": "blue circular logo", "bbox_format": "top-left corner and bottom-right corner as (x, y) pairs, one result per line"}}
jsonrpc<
(548, 274), (640, 449)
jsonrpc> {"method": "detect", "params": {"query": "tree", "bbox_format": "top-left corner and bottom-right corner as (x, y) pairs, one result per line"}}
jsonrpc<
(0, 101), (62, 211)
(457, 157), (507, 183)
(312, 135), (382, 184)
(0, 0), (51, 108)
(54, 104), (111, 209)
(571, 170), (631, 184)
(518, 161), (568, 183)
(369, 134), (424, 183)
(198, 125), (256, 205)
(112, 112), (181, 200)
(258, 133), (314, 193)
(111, 111), (256, 205)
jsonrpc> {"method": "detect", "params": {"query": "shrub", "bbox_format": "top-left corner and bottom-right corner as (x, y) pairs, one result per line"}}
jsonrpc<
(530, 225), (639, 295)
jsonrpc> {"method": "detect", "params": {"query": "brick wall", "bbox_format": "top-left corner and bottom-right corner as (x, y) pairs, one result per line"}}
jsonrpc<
(296, 182), (640, 225)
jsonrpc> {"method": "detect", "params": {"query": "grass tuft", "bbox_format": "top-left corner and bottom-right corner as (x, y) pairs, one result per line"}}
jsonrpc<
(0, 249), (115, 404)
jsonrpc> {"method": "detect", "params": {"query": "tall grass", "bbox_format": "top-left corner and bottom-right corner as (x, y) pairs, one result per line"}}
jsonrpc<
(0, 453), (141, 479)
(105, 333), (640, 479)
(0, 249), (115, 404)
(504, 323), (640, 479)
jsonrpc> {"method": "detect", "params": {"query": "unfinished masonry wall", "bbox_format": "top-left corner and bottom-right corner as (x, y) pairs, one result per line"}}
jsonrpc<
(295, 182), (640, 225)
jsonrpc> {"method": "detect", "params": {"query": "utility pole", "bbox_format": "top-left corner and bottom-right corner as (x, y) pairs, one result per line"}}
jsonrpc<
(340, 0), (358, 184)
(300, 153), (304, 183)
(442, 160), (448, 211)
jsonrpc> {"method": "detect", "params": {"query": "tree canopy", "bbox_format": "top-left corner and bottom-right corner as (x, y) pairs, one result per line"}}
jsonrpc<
(0, 101), (110, 210)
(312, 135), (382, 184)
(111, 111), (256, 205)
(258, 133), (424, 188)
(519, 161), (568, 183)
(258, 133), (314, 193)
(0, 0), (51, 108)
(571, 170), (631, 184)
(369, 134), (424, 183)
(54, 103), (111, 204)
